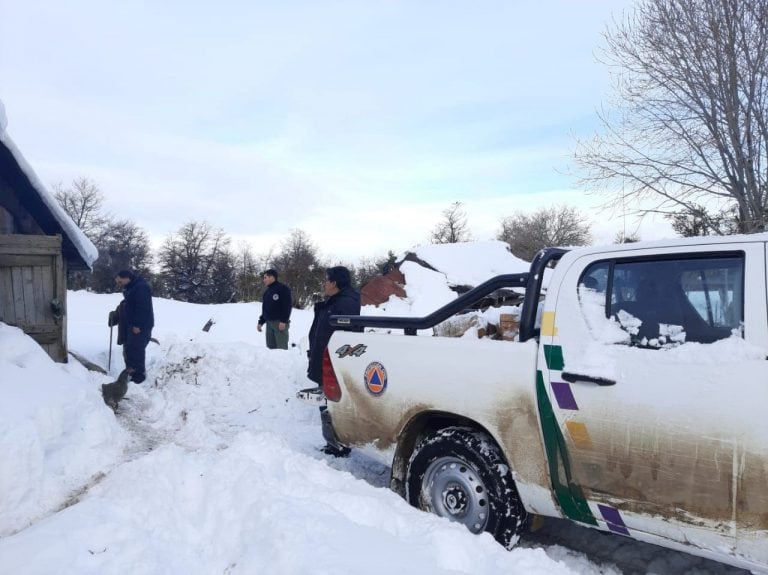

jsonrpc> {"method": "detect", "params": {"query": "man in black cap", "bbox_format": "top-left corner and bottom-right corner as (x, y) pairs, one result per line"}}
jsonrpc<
(305, 265), (361, 456)
(257, 269), (292, 349)
(113, 270), (154, 383)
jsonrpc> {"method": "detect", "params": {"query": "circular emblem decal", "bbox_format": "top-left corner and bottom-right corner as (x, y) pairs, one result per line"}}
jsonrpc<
(273, 294), (280, 300)
(364, 362), (388, 396)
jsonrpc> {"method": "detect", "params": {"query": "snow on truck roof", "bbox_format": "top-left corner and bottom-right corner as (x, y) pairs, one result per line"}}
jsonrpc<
(405, 240), (530, 287)
(0, 99), (98, 270)
(560, 232), (768, 260)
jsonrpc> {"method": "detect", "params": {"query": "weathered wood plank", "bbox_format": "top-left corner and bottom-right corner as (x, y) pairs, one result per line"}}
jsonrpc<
(0, 255), (54, 267)
(21, 266), (39, 324)
(11, 267), (26, 323)
(0, 267), (16, 324)
(0, 234), (61, 254)
(23, 324), (59, 344)
(57, 255), (67, 363)
(41, 263), (53, 320)
(22, 324), (59, 334)
(34, 265), (44, 319)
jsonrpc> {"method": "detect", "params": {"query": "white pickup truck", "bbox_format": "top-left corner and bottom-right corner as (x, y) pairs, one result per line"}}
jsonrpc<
(318, 235), (768, 573)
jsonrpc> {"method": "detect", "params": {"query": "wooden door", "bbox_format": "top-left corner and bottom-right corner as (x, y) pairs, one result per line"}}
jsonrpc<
(0, 234), (66, 361)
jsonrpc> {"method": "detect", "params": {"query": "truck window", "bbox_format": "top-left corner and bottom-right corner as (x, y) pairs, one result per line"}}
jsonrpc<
(581, 255), (744, 347)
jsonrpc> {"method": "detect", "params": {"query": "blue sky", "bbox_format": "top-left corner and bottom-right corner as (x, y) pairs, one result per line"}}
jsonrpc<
(0, 0), (667, 260)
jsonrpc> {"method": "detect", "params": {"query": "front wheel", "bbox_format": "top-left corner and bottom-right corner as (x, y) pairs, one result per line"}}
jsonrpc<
(405, 426), (527, 548)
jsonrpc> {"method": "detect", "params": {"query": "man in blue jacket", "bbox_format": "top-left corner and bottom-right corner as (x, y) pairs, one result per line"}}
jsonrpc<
(257, 269), (292, 349)
(114, 270), (154, 383)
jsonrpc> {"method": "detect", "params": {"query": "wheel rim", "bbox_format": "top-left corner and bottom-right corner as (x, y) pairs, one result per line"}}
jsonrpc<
(422, 456), (489, 533)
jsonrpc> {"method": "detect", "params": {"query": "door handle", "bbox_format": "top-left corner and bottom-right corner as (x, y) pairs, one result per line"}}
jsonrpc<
(561, 371), (616, 386)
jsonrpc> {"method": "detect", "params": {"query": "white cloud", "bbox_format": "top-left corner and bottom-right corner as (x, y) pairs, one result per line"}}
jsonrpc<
(1, 0), (645, 262)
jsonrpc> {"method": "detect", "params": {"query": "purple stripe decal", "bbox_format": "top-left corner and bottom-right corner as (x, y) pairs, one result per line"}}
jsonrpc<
(551, 381), (579, 410)
(598, 504), (630, 536)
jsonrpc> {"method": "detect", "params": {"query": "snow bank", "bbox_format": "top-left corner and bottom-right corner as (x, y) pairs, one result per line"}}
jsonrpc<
(0, 433), (576, 575)
(0, 306), (582, 575)
(66, 290), (316, 372)
(407, 240), (529, 286)
(0, 323), (127, 536)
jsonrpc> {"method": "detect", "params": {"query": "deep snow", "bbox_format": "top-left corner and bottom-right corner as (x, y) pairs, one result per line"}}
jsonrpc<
(0, 278), (751, 574)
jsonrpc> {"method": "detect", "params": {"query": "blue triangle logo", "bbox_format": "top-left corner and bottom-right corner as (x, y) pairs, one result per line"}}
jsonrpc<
(369, 370), (382, 386)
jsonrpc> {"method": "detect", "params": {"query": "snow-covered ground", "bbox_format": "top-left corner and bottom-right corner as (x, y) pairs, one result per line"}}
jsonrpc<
(0, 287), (749, 574)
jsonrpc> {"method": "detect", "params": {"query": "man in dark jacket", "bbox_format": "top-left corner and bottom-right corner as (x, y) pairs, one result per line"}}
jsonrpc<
(257, 269), (292, 349)
(306, 266), (361, 384)
(114, 270), (154, 383)
(305, 266), (361, 456)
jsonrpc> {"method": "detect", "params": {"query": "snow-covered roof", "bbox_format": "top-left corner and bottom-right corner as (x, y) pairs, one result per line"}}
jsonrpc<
(0, 100), (97, 269)
(403, 240), (530, 287)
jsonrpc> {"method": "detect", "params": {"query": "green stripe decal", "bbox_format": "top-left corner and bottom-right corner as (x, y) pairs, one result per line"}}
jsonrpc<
(543, 344), (565, 371)
(536, 370), (597, 526)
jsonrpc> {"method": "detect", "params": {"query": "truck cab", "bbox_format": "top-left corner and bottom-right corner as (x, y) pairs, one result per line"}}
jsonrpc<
(319, 235), (768, 572)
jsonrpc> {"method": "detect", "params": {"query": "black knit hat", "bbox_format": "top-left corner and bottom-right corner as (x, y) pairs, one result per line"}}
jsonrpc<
(116, 270), (136, 280)
(326, 266), (351, 289)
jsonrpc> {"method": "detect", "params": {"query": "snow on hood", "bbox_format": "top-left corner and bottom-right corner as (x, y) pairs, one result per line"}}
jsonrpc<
(0, 101), (98, 268)
(406, 240), (529, 286)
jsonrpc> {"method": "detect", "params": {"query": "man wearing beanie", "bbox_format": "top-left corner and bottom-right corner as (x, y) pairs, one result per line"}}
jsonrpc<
(113, 269), (154, 383)
(305, 265), (361, 456)
(257, 269), (293, 349)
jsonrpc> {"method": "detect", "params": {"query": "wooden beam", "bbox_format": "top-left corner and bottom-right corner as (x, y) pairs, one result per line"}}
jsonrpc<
(0, 234), (61, 255)
(0, 254), (54, 267)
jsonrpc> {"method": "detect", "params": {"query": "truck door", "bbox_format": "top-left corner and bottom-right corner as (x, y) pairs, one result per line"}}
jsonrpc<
(542, 242), (768, 566)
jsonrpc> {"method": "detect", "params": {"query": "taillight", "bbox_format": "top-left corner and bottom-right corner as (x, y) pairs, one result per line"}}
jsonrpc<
(322, 348), (342, 402)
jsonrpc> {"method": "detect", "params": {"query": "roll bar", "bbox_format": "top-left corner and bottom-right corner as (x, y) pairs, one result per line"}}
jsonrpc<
(330, 247), (568, 341)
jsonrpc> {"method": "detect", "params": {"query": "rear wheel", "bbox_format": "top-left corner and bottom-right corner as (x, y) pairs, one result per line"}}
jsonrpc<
(405, 426), (527, 548)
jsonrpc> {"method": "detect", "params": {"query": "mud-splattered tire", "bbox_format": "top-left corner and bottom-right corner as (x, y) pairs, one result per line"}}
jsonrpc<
(405, 426), (527, 549)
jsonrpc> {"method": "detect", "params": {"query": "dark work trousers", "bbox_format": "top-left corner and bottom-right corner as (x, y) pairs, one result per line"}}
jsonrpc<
(123, 328), (152, 382)
(265, 320), (289, 349)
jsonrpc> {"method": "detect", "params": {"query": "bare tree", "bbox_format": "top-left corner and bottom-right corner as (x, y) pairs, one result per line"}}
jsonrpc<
(666, 203), (740, 237)
(53, 177), (109, 238)
(90, 219), (153, 292)
(614, 231), (641, 244)
(354, 250), (399, 287)
(269, 229), (325, 308)
(157, 221), (235, 303)
(235, 243), (261, 302)
(575, 0), (768, 233)
(497, 206), (592, 261)
(430, 201), (472, 244)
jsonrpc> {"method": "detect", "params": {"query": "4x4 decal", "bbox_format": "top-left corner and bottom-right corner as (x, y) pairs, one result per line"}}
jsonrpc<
(335, 344), (368, 358)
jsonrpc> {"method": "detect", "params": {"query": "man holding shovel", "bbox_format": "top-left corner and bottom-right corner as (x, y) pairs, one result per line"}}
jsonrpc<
(109, 270), (154, 383)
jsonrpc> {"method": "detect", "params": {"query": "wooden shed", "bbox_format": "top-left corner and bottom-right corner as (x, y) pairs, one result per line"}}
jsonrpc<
(0, 109), (96, 362)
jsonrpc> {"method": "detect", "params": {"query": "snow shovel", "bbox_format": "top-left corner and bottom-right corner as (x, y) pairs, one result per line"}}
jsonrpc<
(108, 323), (113, 372)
